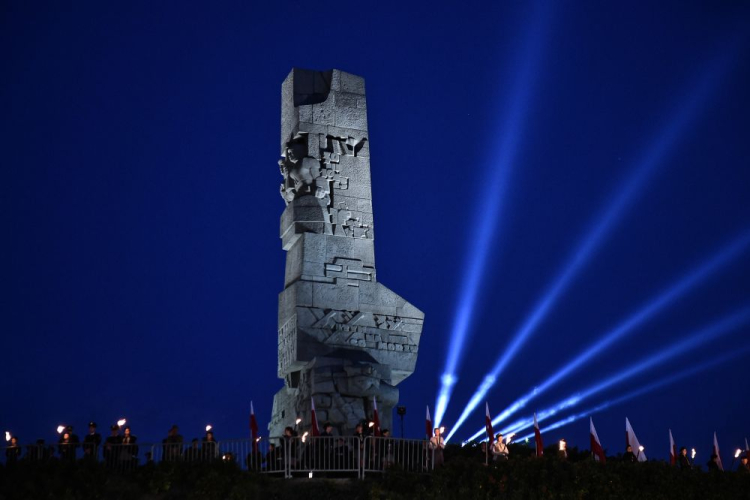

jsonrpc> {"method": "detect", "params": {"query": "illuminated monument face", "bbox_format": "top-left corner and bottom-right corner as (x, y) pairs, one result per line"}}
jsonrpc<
(269, 68), (424, 436)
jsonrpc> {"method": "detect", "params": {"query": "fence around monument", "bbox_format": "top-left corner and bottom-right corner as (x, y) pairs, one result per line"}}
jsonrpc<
(2, 436), (435, 478)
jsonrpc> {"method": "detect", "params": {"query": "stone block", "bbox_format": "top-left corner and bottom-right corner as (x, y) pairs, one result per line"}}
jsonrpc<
(340, 71), (365, 95)
(335, 106), (368, 130)
(273, 69), (422, 436)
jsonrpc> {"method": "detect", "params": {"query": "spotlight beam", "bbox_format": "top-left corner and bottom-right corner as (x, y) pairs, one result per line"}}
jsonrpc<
(516, 346), (750, 441)
(453, 227), (750, 442)
(468, 305), (750, 441)
(434, 2), (554, 427)
(464, 304), (750, 442)
(445, 50), (739, 440)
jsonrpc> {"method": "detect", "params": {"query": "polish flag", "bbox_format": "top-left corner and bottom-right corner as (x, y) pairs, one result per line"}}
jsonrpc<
(713, 432), (723, 471)
(533, 413), (543, 457)
(250, 401), (259, 452)
(669, 429), (677, 466)
(590, 418), (606, 463)
(372, 396), (381, 437)
(310, 397), (320, 436)
(485, 403), (494, 442)
(426, 406), (433, 439)
(625, 417), (647, 461)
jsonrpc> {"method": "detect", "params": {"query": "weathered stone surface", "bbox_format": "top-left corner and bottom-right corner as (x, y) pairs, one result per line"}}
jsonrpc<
(270, 69), (424, 438)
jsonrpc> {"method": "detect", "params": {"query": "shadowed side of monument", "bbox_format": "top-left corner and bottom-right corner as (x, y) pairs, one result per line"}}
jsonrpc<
(269, 68), (425, 437)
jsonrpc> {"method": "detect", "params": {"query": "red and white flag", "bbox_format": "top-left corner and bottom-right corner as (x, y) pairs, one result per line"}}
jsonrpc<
(485, 402), (494, 442)
(590, 418), (606, 463)
(713, 431), (723, 471)
(372, 396), (381, 437)
(533, 412), (543, 457)
(425, 406), (432, 439)
(625, 417), (647, 461)
(250, 401), (259, 452)
(669, 429), (677, 466)
(310, 397), (320, 436)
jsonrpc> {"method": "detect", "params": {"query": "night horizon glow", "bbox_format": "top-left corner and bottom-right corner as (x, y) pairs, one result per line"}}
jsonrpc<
(445, 49), (740, 441)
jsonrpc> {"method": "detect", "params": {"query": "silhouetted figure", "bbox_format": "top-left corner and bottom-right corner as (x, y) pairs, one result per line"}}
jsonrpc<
(184, 438), (200, 462)
(622, 445), (637, 463)
(707, 453), (720, 472)
(162, 425), (184, 462)
(202, 430), (218, 462)
(26, 439), (55, 462)
(281, 426), (298, 468)
(120, 426), (139, 470)
(5, 436), (21, 464)
(58, 427), (79, 462)
(334, 437), (351, 470)
(83, 422), (101, 460)
(103, 425), (121, 467)
(678, 447), (691, 470)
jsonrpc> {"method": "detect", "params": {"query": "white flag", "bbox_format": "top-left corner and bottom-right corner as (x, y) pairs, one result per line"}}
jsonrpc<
(713, 431), (723, 471)
(625, 417), (647, 461)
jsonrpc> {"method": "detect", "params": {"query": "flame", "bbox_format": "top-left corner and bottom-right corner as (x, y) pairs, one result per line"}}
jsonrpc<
(57, 425), (65, 434)
(5, 432), (10, 442)
(117, 419), (127, 427)
(691, 448), (697, 459)
(439, 426), (445, 434)
(295, 418), (302, 425)
(735, 449), (742, 458)
(368, 422), (375, 428)
(302, 431), (309, 443)
(206, 425), (212, 432)
(255, 437), (261, 442)
(638, 446), (644, 452)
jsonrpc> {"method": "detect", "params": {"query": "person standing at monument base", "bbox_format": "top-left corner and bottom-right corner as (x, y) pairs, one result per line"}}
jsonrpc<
(429, 427), (445, 467)
(491, 433), (509, 461)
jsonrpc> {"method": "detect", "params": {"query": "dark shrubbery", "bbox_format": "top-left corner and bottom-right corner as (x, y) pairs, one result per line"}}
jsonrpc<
(2, 445), (749, 499)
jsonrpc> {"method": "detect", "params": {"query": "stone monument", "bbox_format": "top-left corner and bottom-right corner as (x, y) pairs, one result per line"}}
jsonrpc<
(269, 68), (424, 437)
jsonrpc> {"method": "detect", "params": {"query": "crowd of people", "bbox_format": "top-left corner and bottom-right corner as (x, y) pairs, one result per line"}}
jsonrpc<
(3, 422), (222, 470)
(6, 422), (748, 474)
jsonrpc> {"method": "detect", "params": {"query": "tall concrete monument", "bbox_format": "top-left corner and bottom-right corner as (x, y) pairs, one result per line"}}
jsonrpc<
(269, 69), (424, 436)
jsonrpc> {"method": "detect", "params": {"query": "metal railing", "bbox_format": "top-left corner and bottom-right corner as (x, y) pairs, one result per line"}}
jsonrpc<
(287, 436), (362, 478)
(2, 436), (436, 478)
(363, 436), (436, 474)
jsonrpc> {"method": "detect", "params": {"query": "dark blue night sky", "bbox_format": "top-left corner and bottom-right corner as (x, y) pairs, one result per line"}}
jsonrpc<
(2, 1), (749, 460)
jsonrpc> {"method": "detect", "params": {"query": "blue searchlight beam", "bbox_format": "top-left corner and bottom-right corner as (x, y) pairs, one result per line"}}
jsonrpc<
(516, 345), (750, 441)
(434, 2), (554, 427)
(468, 305), (750, 441)
(461, 227), (750, 442)
(445, 50), (738, 441)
